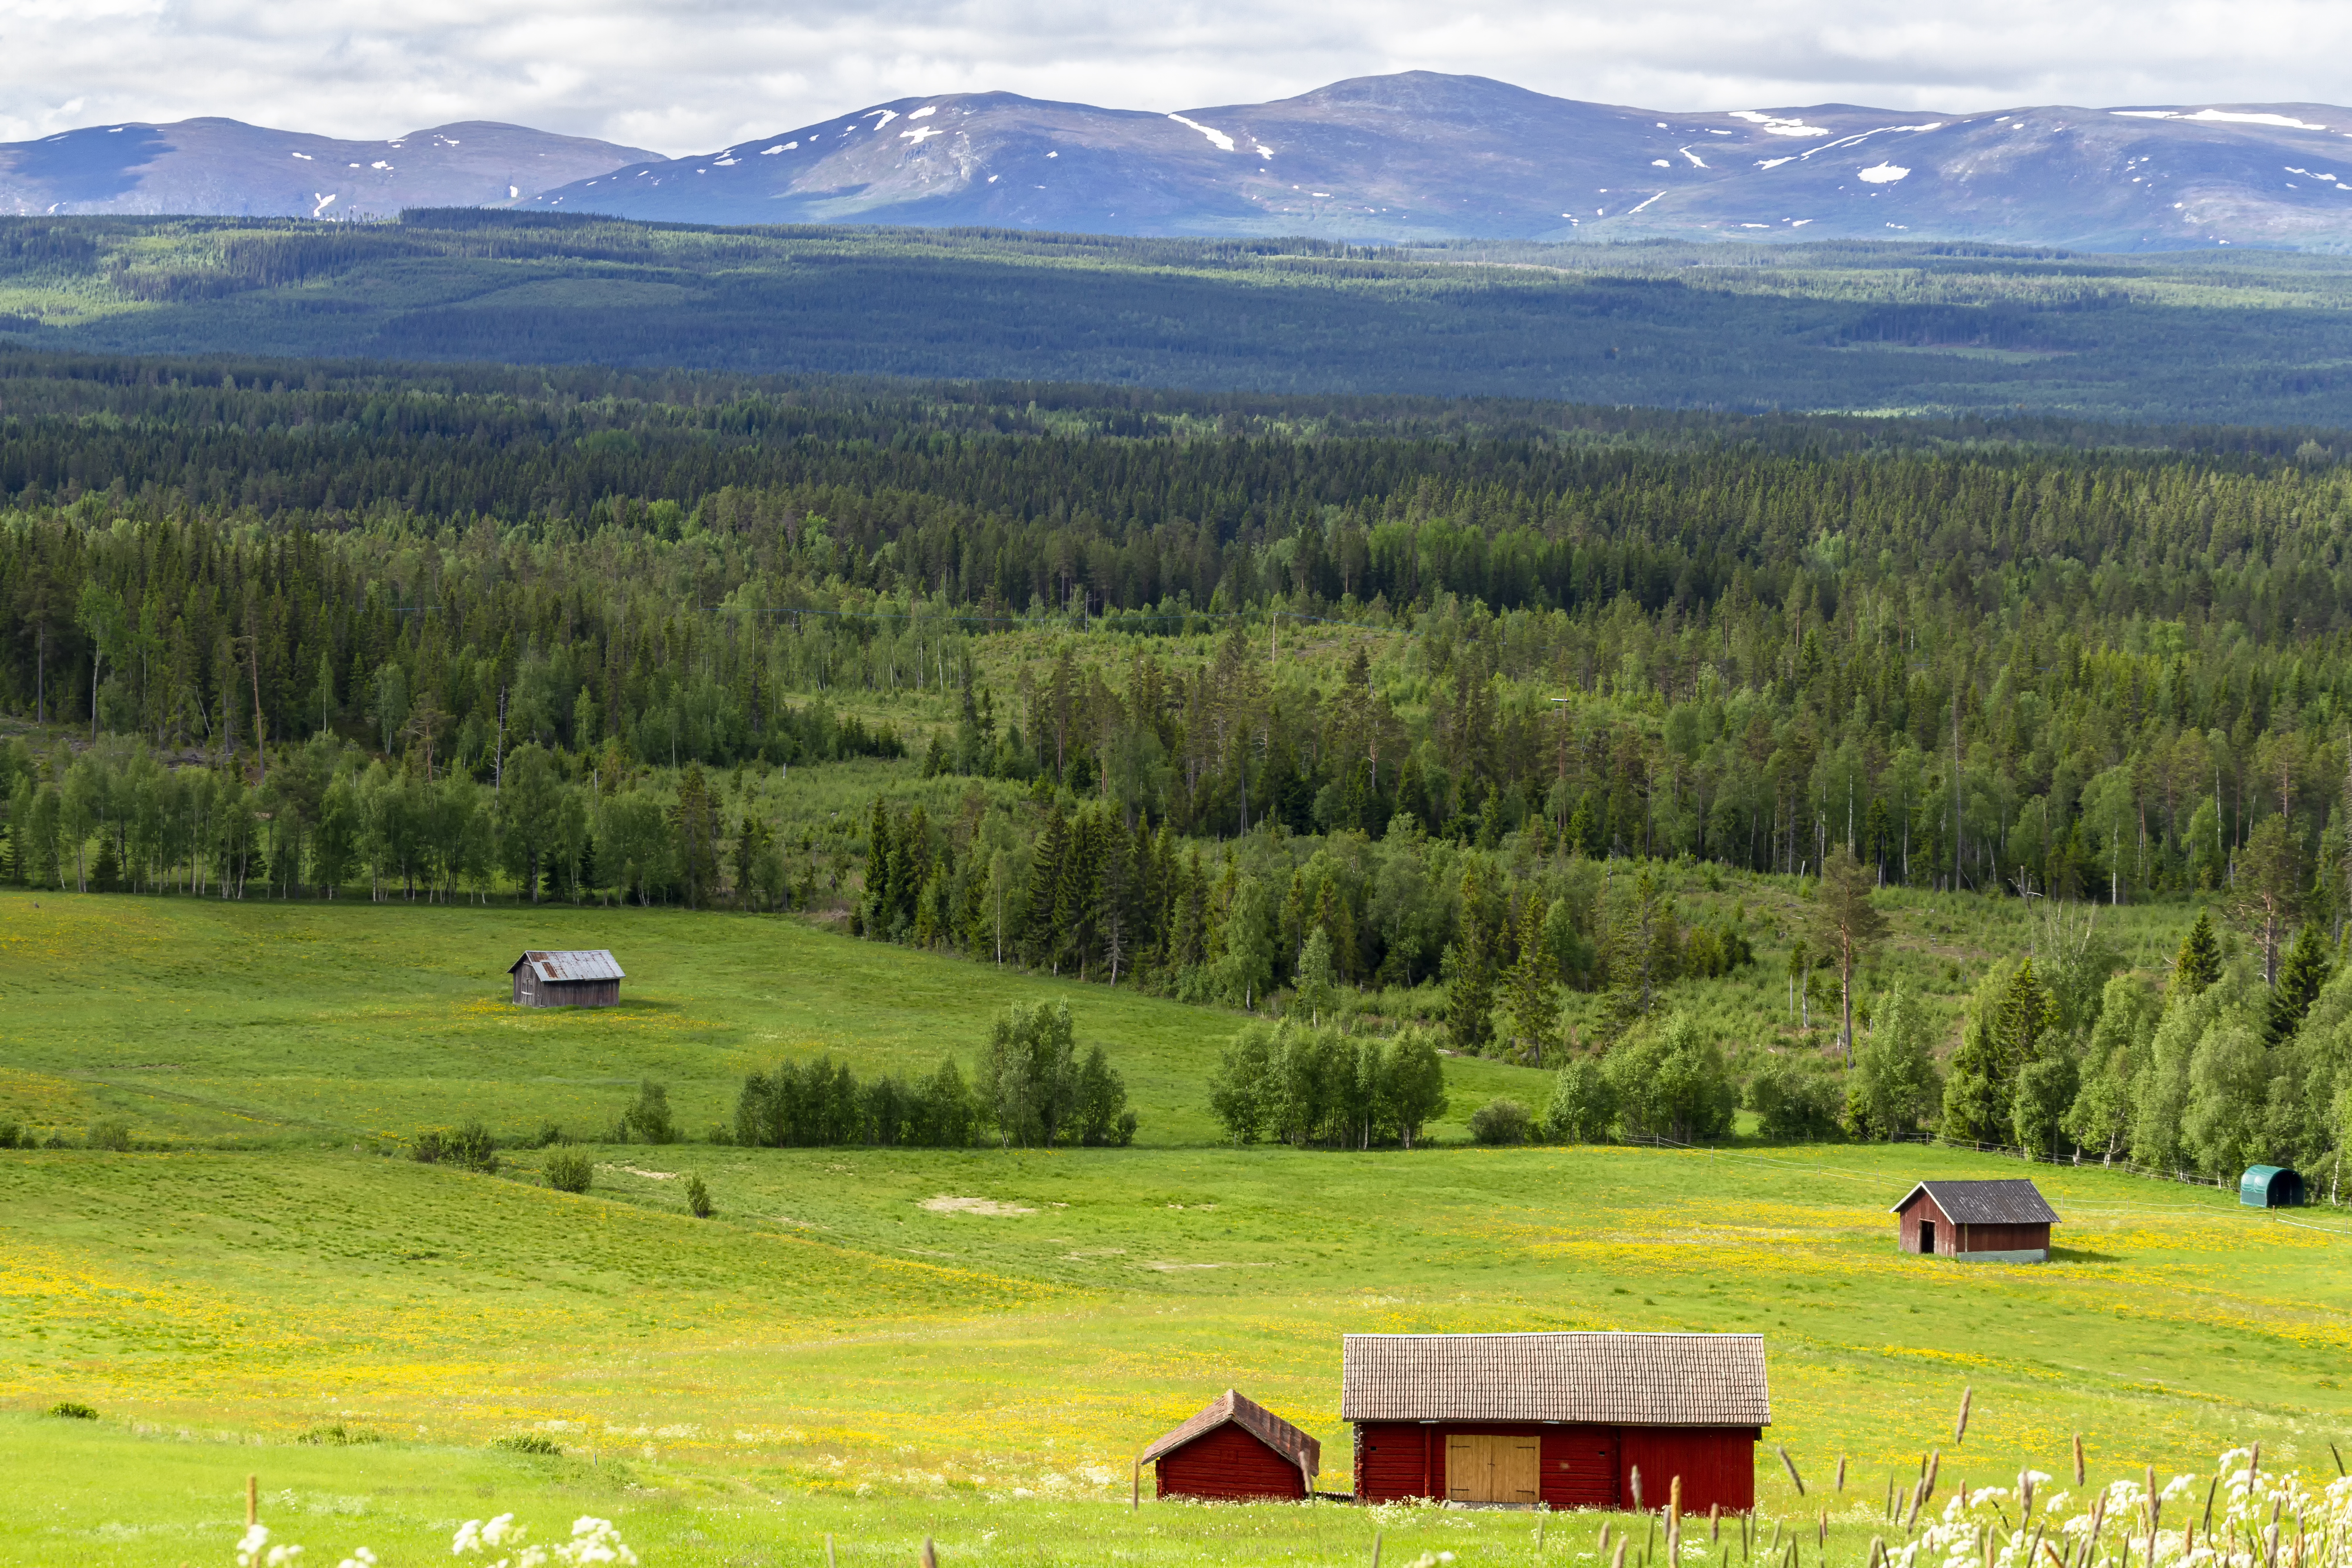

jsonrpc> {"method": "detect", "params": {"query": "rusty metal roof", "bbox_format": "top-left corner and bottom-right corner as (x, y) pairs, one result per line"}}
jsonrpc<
(1891, 1179), (2059, 1225)
(508, 950), (625, 983)
(1138, 1388), (1321, 1472)
(1340, 1332), (1770, 1427)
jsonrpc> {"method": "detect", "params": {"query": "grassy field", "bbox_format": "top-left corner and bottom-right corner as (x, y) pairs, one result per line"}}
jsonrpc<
(3, 888), (2344, 1567)
(7, 1136), (2351, 1566)
(0, 887), (1554, 1149)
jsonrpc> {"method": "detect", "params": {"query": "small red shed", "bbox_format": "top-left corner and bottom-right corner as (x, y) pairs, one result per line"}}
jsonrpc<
(1140, 1388), (1320, 1501)
(1891, 1179), (2058, 1262)
(1345, 1332), (1769, 1511)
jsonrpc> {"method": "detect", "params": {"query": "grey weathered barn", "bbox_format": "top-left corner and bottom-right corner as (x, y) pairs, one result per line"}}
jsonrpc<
(508, 950), (625, 1007)
(1891, 1179), (2058, 1262)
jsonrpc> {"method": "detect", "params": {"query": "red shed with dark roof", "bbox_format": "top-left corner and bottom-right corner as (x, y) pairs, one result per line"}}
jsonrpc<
(1343, 1332), (1769, 1512)
(1892, 1180), (2058, 1262)
(1139, 1389), (1321, 1502)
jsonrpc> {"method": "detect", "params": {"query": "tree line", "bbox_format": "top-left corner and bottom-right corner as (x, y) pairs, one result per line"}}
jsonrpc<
(730, 1002), (1136, 1150)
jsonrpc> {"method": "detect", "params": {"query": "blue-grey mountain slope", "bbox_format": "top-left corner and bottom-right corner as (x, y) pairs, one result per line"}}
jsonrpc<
(0, 118), (657, 220)
(528, 73), (2352, 252)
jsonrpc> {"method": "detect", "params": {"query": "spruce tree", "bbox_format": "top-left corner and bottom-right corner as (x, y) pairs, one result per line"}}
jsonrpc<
(1445, 864), (1496, 1054)
(2173, 908), (2223, 997)
(1504, 895), (1562, 1063)
(858, 795), (895, 936)
(2268, 922), (2332, 1046)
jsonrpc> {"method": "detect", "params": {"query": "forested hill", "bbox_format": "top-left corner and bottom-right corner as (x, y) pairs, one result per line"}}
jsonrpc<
(8, 216), (2352, 425)
(0, 347), (2342, 523)
(5, 353), (2352, 919)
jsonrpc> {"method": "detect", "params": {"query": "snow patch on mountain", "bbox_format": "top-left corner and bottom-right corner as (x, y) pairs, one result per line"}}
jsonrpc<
(2116, 108), (2329, 131)
(1730, 111), (1832, 137)
(1168, 113), (1236, 152)
(1858, 162), (1911, 183)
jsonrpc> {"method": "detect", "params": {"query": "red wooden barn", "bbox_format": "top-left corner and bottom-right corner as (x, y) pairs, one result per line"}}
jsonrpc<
(1345, 1332), (1769, 1511)
(1140, 1388), (1321, 1501)
(1891, 1179), (2058, 1262)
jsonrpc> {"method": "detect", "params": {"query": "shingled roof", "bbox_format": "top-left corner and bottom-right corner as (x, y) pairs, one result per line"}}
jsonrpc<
(1891, 1179), (2060, 1226)
(1340, 1332), (1770, 1427)
(1138, 1389), (1321, 1472)
(508, 950), (625, 982)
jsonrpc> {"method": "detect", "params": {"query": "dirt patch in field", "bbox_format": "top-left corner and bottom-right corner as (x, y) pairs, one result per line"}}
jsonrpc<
(1140, 1260), (1277, 1271)
(919, 1195), (1037, 1217)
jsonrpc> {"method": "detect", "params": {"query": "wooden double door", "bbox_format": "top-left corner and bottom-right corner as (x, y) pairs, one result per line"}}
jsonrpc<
(1446, 1433), (1542, 1504)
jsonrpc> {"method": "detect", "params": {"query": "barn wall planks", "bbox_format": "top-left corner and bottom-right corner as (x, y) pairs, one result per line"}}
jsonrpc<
(1619, 1426), (1758, 1513)
(1896, 1195), (2049, 1258)
(1155, 1424), (1307, 1500)
(511, 975), (622, 1007)
(1353, 1422), (1751, 1511)
(1951, 1221), (2050, 1254)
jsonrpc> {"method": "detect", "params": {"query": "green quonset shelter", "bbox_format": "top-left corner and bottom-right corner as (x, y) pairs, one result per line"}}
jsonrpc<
(2239, 1166), (2304, 1207)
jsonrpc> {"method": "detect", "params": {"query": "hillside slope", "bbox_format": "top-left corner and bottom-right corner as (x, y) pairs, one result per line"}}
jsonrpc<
(5, 218), (2352, 423)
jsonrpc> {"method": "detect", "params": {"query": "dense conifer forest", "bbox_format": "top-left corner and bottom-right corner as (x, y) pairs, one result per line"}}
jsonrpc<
(7, 349), (2352, 1176)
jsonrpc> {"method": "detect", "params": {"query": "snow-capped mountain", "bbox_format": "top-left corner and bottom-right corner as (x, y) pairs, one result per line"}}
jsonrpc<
(0, 118), (657, 220)
(525, 73), (2352, 252)
(11, 76), (2352, 251)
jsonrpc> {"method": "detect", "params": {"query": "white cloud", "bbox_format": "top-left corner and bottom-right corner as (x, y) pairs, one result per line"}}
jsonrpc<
(0, 0), (2348, 156)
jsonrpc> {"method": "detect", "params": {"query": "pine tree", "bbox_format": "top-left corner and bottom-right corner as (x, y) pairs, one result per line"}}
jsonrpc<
(2268, 921), (2332, 1046)
(2173, 907), (2223, 997)
(1808, 845), (1889, 1064)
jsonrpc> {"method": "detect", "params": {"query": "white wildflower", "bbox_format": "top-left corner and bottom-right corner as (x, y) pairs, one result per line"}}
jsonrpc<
(554, 1518), (637, 1568)
(267, 1547), (304, 1568)
(238, 1526), (272, 1568)
(337, 1551), (377, 1568)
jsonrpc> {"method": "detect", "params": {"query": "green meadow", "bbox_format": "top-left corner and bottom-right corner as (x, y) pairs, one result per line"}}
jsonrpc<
(3, 887), (2349, 1567)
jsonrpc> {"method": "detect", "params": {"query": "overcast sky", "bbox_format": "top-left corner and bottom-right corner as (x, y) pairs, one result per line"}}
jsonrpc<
(4, 0), (2349, 155)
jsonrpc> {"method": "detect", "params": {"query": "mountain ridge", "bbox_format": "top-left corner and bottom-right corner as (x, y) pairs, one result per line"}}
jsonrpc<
(9, 74), (2352, 250)
(0, 118), (657, 220)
